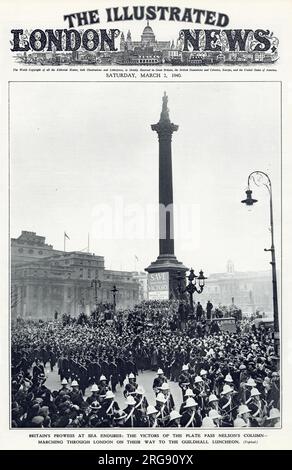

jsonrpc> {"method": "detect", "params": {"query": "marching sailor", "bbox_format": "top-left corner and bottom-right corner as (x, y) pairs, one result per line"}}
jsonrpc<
(180, 397), (202, 428)
(123, 395), (138, 427)
(86, 383), (99, 406)
(178, 364), (191, 398)
(159, 382), (175, 415)
(234, 404), (252, 427)
(98, 374), (110, 396)
(155, 392), (169, 427)
(124, 373), (138, 397)
(265, 407), (280, 428)
(146, 405), (159, 428)
(180, 388), (195, 414)
(168, 410), (182, 427)
(208, 409), (223, 427)
(247, 388), (265, 427)
(134, 386), (148, 415)
(99, 390), (120, 427)
(152, 368), (167, 394)
(219, 384), (237, 427)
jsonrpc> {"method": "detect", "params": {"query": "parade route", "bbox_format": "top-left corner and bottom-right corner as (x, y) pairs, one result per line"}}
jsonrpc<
(45, 366), (182, 408)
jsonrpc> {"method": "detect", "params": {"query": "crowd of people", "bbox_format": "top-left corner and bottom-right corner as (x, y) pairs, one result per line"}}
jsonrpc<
(11, 300), (280, 428)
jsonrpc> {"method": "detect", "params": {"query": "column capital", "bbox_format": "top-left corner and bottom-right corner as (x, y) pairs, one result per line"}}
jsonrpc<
(151, 122), (178, 141)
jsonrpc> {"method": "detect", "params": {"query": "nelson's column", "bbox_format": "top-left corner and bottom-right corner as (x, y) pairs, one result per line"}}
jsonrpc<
(145, 92), (187, 299)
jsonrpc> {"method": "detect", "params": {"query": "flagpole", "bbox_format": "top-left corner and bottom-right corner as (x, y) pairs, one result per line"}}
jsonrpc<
(87, 232), (90, 253)
(64, 231), (66, 252)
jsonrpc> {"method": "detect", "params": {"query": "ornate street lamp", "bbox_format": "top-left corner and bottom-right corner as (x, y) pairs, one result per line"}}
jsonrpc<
(185, 268), (207, 314)
(111, 285), (119, 313)
(241, 171), (279, 357)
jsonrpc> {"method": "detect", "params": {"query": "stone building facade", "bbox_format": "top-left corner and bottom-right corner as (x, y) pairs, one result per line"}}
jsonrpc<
(198, 261), (274, 316)
(11, 231), (140, 320)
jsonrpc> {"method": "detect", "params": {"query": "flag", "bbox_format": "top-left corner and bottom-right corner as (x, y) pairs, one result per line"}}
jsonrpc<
(135, 255), (139, 261)
(64, 231), (70, 240)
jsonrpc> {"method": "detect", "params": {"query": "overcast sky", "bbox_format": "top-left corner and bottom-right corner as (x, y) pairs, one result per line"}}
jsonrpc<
(10, 81), (281, 274)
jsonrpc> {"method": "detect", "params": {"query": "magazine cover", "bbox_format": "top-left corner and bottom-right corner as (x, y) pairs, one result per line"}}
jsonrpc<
(0, 0), (291, 456)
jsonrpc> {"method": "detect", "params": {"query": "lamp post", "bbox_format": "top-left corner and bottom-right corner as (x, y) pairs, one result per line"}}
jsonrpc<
(185, 268), (207, 314)
(111, 285), (119, 313)
(241, 171), (279, 357)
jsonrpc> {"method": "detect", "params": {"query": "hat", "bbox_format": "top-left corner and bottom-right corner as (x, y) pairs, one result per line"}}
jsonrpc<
(61, 378), (68, 385)
(266, 408), (280, 420)
(239, 364), (246, 370)
(156, 393), (166, 403)
(91, 384), (99, 392)
(208, 409), (222, 420)
(245, 378), (256, 387)
(71, 380), (79, 387)
(160, 382), (170, 391)
(100, 375), (107, 381)
(185, 388), (195, 397)
(202, 417), (216, 428)
(182, 364), (189, 371)
(194, 375), (203, 384)
(157, 368), (164, 375)
(125, 396), (136, 406)
(221, 384), (233, 395)
(128, 373), (135, 379)
(184, 397), (198, 408)
(224, 374), (233, 383)
(208, 394), (219, 403)
(147, 405), (158, 416)
(234, 417), (248, 427)
(169, 410), (182, 421)
(237, 404), (251, 416)
(136, 386), (145, 395)
(31, 416), (44, 426)
(250, 387), (261, 397)
(90, 401), (101, 411)
(105, 391), (115, 399)
(200, 369), (207, 376)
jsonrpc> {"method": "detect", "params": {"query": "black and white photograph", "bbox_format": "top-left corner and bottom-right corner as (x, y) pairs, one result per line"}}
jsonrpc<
(10, 81), (281, 429)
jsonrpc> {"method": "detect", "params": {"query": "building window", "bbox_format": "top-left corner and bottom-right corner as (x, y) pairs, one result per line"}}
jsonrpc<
(18, 248), (23, 253)
(38, 250), (43, 255)
(28, 249), (34, 254)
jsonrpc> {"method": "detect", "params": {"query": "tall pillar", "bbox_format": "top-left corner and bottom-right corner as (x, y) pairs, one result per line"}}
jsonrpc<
(145, 93), (187, 299)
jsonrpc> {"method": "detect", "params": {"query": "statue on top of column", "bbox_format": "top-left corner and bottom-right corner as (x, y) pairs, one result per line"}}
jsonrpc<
(160, 91), (170, 122)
